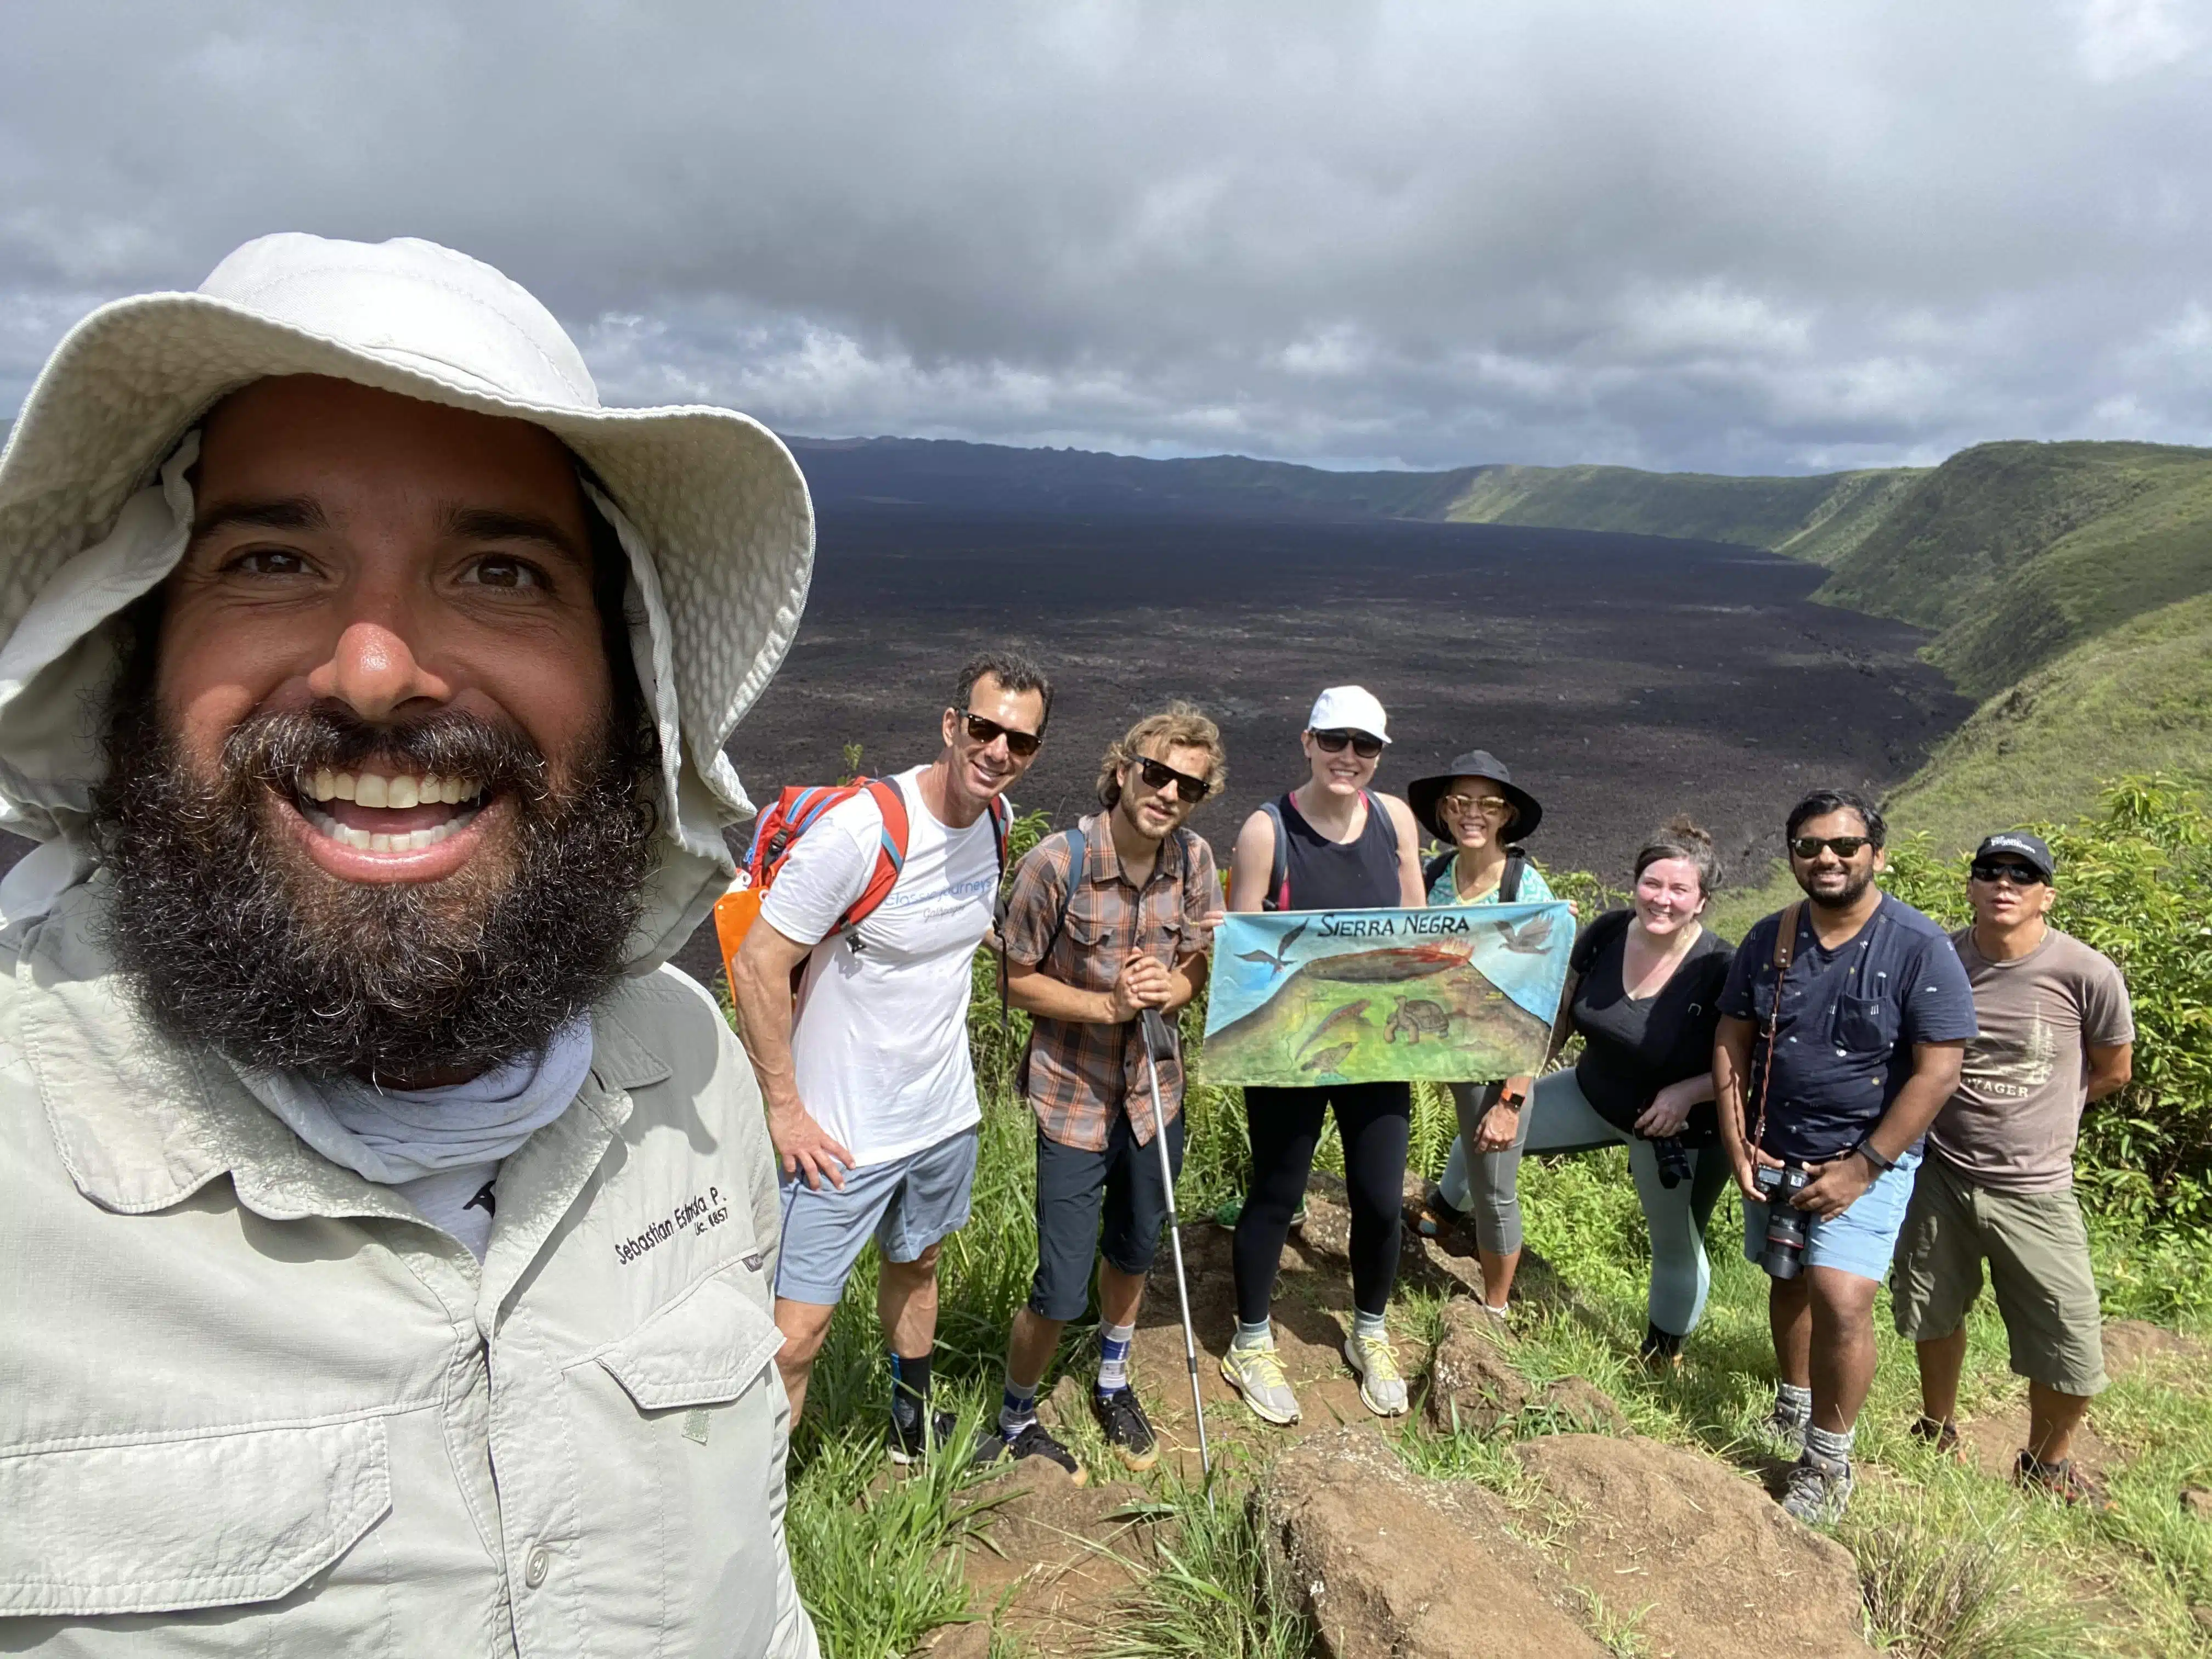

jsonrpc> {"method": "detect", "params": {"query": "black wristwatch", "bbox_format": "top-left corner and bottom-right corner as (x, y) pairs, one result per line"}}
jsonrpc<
(1852, 1137), (1899, 1173)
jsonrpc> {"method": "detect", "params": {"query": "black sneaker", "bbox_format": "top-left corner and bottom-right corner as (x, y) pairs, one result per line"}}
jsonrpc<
(1092, 1387), (1159, 1472)
(974, 1420), (1086, 1484)
(887, 1406), (960, 1466)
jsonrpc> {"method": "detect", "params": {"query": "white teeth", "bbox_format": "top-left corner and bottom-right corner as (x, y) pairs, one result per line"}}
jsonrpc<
(312, 768), (334, 800)
(301, 802), (479, 855)
(354, 774), (388, 808)
(333, 772), (357, 801)
(301, 770), (481, 806)
(386, 776), (419, 809)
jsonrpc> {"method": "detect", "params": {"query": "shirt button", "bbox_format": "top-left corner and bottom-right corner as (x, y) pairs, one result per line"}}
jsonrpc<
(524, 1545), (550, 1588)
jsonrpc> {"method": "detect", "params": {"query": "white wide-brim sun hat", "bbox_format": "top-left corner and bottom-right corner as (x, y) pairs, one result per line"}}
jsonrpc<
(0, 232), (814, 972)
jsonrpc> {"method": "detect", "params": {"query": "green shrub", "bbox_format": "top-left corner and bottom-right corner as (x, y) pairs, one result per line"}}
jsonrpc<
(1880, 774), (2212, 1234)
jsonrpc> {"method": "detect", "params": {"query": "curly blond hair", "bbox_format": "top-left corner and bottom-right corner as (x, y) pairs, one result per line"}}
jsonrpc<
(1097, 702), (1228, 809)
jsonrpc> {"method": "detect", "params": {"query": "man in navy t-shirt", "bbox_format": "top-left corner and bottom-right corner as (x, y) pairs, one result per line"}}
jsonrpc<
(1716, 789), (1976, 1526)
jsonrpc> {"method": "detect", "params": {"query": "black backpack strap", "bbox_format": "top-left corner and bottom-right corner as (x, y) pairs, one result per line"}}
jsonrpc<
(1422, 848), (1454, 891)
(1260, 799), (1289, 912)
(1500, 847), (1527, 904)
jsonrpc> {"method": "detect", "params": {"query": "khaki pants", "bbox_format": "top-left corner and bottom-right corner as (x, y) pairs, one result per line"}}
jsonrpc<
(1891, 1154), (2107, 1396)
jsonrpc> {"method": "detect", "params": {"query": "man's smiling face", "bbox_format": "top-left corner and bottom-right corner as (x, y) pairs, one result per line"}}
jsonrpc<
(162, 375), (612, 894)
(94, 374), (661, 1084)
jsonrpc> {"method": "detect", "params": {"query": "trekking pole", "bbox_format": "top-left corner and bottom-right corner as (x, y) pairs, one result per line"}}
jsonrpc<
(1139, 1007), (1213, 1492)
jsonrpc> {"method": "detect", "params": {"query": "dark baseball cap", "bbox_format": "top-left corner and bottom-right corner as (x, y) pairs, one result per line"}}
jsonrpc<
(1973, 832), (2055, 879)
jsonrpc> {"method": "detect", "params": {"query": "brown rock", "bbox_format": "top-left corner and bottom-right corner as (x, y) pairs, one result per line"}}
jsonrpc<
(1425, 1300), (1528, 1434)
(1262, 1427), (1606, 1659)
(2182, 1487), (2212, 1520)
(1517, 1434), (1875, 1659)
(961, 1455), (1158, 1654)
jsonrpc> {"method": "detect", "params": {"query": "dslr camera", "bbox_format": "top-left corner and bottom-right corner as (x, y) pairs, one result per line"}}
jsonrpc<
(1753, 1163), (1812, 1279)
(1647, 1134), (1693, 1190)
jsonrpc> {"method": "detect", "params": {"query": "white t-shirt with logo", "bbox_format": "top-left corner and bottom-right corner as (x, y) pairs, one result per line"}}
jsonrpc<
(758, 767), (999, 1166)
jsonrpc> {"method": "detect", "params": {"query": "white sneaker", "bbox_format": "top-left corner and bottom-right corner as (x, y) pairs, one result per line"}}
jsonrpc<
(1221, 1341), (1302, 1426)
(1344, 1330), (1409, 1417)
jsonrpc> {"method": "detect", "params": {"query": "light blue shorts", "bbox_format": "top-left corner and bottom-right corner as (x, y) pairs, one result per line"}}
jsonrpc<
(1741, 1148), (1922, 1283)
(774, 1126), (980, 1305)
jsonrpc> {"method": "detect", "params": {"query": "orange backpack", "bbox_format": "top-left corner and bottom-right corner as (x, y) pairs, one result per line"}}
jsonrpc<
(713, 778), (1010, 989)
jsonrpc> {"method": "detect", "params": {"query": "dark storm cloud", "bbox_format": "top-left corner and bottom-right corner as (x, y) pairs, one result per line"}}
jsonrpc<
(4, 1), (2209, 471)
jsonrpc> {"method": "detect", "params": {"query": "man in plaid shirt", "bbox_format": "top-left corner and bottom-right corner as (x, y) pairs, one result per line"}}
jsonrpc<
(979, 704), (1227, 1479)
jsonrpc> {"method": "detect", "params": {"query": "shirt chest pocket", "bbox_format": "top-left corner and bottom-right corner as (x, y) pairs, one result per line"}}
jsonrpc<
(0, 1415), (391, 1633)
(561, 1257), (788, 1651)
(1832, 991), (1897, 1054)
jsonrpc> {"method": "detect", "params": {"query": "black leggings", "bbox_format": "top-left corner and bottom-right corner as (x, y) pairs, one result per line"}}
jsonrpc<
(1233, 1082), (1412, 1323)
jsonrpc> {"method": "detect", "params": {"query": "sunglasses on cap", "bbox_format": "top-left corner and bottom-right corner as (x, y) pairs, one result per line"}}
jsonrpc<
(1311, 729), (1384, 760)
(1790, 834), (1875, 860)
(1970, 859), (2046, 887)
(1132, 756), (1210, 804)
(958, 710), (1042, 758)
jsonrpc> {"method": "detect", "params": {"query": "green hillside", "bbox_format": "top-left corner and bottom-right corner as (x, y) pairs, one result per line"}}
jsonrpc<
(1436, 461), (1922, 550)
(1881, 591), (2212, 853)
(1813, 440), (2212, 697)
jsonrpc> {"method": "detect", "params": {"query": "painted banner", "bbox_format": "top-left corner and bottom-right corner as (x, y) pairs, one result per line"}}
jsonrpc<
(1200, 902), (1575, 1087)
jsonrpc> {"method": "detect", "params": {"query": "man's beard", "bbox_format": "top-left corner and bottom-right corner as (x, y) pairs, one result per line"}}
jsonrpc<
(92, 695), (661, 1082)
(1802, 865), (1876, 911)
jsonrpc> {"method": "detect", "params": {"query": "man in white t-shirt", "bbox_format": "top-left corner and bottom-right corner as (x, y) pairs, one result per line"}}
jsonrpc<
(732, 652), (1051, 1460)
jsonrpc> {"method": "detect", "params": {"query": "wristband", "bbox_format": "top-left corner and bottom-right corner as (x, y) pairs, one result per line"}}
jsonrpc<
(1498, 1087), (1527, 1110)
(1852, 1137), (1898, 1173)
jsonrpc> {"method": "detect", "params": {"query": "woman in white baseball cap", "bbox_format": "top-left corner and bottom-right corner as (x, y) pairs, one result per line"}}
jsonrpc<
(1216, 685), (1426, 1426)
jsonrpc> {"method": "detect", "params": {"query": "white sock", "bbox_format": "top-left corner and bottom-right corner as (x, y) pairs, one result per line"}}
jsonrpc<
(1096, 1323), (1135, 1394)
(1352, 1309), (1388, 1343)
(1775, 1382), (1813, 1423)
(1233, 1318), (1273, 1350)
(1805, 1423), (1854, 1466)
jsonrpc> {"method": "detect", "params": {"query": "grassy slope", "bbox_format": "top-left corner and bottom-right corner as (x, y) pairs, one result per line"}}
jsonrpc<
(1814, 441), (2212, 698)
(1436, 461), (1922, 550)
(1883, 592), (2212, 854)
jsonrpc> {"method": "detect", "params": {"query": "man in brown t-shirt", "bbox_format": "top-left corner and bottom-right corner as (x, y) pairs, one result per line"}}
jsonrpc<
(1891, 832), (2134, 1506)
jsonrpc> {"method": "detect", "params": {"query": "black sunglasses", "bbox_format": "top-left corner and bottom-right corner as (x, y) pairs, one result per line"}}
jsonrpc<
(1790, 834), (1875, 860)
(1970, 860), (2046, 887)
(958, 710), (1042, 758)
(1311, 729), (1384, 760)
(1134, 755), (1210, 804)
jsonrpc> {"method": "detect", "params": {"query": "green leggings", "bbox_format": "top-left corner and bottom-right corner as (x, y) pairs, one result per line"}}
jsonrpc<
(1438, 1069), (1729, 1338)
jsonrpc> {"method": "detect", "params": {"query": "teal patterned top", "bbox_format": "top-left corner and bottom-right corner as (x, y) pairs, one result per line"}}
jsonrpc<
(1426, 856), (1555, 909)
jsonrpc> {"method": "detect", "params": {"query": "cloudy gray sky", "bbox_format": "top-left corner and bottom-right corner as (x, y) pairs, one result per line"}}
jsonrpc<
(4, 1), (2209, 473)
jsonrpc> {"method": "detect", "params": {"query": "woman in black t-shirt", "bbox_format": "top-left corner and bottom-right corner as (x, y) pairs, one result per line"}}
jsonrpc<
(1435, 817), (1734, 1360)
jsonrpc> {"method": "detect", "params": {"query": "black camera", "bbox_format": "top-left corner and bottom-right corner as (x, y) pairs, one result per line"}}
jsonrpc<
(1753, 1163), (1812, 1279)
(1649, 1135), (1693, 1190)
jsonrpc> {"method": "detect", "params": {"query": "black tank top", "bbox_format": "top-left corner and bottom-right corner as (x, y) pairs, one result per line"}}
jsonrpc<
(1276, 791), (1403, 911)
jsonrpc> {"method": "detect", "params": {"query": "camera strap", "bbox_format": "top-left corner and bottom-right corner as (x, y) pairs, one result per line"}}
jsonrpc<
(1747, 900), (1802, 1159)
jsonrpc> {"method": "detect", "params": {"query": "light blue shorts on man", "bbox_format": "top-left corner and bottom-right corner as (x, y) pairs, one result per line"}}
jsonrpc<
(1741, 1147), (1922, 1282)
(775, 1126), (981, 1305)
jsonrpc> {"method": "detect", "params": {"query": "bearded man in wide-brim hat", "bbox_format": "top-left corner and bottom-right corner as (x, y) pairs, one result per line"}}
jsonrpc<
(0, 234), (819, 1656)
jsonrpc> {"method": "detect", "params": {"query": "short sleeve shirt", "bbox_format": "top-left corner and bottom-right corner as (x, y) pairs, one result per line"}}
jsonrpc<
(1426, 859), (1555, 908)
(1719, 893), (1979, 1164)
(1929, 927), (2134, 1192)
(758, 768), (1001, 1166)
(1568, 910), (1734, 1135)
(1000, 815), (1219, 1152)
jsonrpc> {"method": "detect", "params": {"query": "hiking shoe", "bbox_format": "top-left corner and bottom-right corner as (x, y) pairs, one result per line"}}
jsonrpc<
(1779, 1448), (1854, 1525)
(1909, 1414), (1962, 1459)
(1221, 1342), (1302, 1425)
(888, 1407), (960, 1466)
(974, 1420), (1087, 1485)
(2015, 1451), (2110, 1510)
(1092, 1387), (1159, 1472)
(1343, 1331), (1409, 1417)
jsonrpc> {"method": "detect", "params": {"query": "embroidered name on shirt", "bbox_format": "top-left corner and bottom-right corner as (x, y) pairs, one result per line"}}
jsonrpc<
(614, 1187), (732, 1265)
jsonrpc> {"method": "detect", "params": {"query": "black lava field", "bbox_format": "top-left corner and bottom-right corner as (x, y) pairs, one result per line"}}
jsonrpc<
(701, 504), (1968, 979)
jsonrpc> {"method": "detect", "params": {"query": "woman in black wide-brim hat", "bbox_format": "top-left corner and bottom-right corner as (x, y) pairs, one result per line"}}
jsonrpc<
(1405, 752), (1561, 1316)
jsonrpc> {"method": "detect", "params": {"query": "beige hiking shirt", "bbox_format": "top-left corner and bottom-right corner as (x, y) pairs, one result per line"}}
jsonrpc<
(0, 883), (817, 1657)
